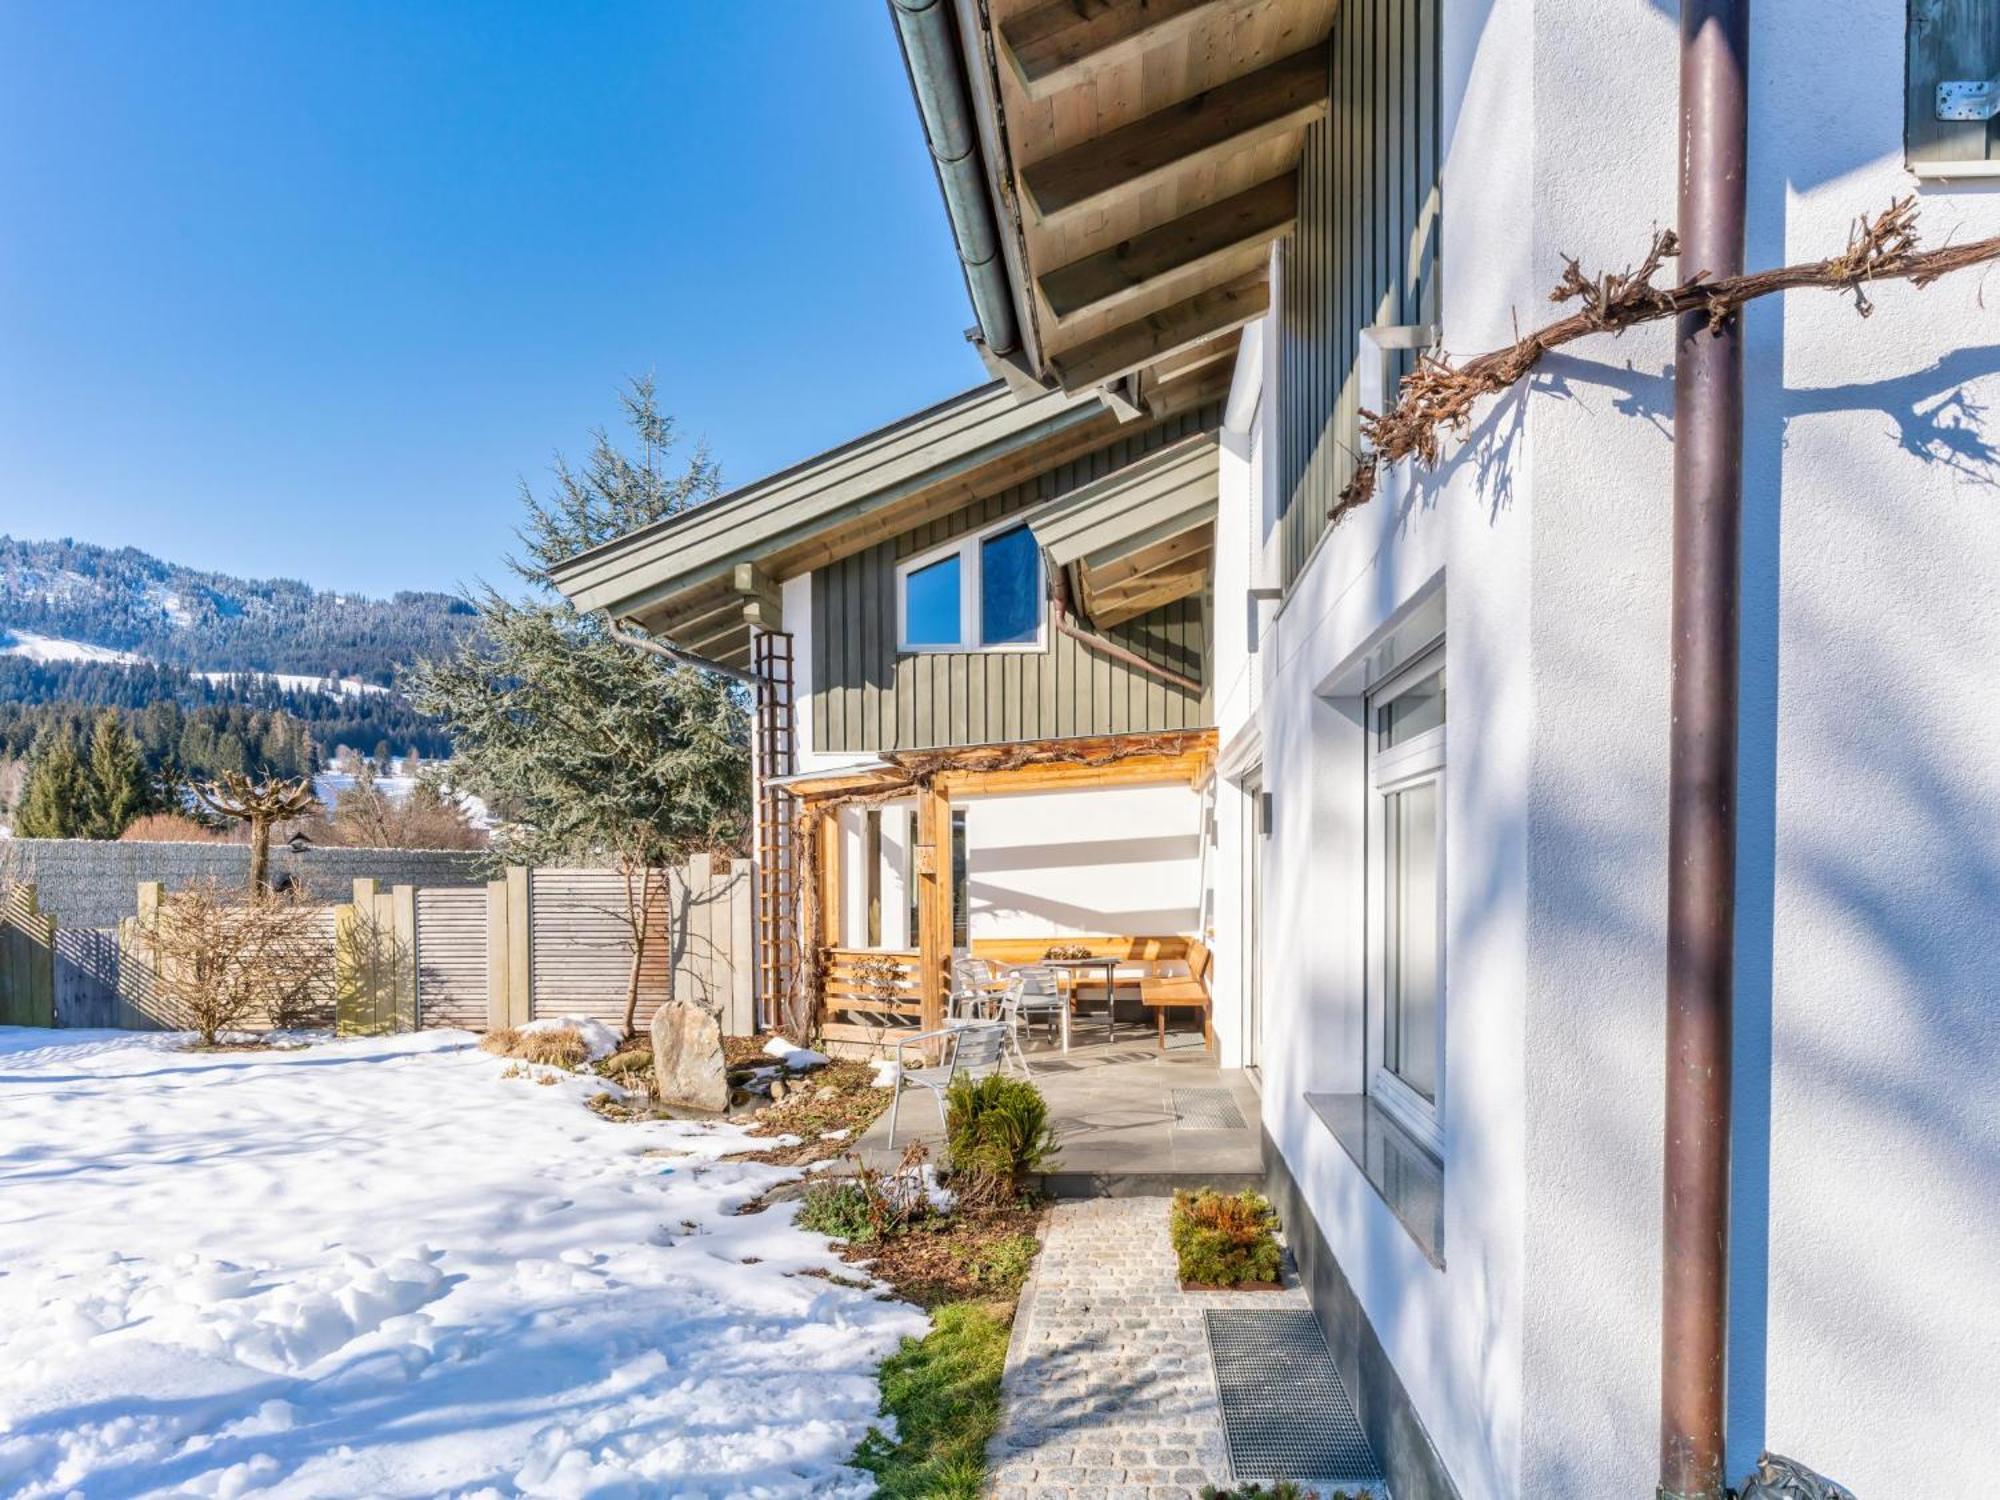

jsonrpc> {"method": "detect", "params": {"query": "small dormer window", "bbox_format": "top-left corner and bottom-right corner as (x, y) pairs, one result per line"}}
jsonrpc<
(896, 519), (1045, 653)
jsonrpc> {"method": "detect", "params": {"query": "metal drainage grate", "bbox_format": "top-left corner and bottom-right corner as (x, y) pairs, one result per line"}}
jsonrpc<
(1205, 1309), (1383, 1488)
(1170, 1088), (1248, 1130)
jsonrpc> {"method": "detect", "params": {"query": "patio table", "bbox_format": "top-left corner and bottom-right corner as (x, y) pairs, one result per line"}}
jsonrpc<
(1044, 957), (1121, 1052)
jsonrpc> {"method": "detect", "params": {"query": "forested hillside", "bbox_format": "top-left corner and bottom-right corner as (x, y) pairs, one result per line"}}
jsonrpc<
(0, 536), (476, 682)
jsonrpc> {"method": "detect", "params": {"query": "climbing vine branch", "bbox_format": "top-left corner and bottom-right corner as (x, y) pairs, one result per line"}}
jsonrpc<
(1338, 196), (2000, 522)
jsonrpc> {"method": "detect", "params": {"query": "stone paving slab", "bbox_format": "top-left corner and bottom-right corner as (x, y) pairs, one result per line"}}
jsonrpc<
(987, 1196), (1319, 1500)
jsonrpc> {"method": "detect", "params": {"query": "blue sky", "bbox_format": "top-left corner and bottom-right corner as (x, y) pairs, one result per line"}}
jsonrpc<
(0, 3), (984, 597)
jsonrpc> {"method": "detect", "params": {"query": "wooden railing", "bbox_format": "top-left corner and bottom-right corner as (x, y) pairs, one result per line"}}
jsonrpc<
(819, 947), (923, 1053)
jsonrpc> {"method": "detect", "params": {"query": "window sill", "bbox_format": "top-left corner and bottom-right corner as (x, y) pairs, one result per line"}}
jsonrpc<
(1306, 1092), (1445, 1268)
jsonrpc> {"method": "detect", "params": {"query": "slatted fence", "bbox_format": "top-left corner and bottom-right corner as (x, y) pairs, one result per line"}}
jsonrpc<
(1, 884), (55, 1027)
(11, 858), (757, 1039)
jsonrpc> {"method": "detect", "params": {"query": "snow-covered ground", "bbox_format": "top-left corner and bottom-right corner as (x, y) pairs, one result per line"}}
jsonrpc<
(0, 1029), (923, 1499)
(0, 629), (147, 666)
(198, 671), (389, 699)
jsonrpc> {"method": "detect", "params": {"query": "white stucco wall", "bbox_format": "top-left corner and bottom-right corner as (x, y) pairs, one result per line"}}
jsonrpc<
(961, 784), (1204, 940)
(1218, 1), (2000, 1496)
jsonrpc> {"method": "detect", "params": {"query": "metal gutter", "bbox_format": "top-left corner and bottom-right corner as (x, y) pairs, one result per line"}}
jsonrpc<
(888, 0), (1020, 357)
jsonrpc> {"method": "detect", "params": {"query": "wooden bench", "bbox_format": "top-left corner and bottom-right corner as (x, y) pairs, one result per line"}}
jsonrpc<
(1138, 941), (1212, 1053)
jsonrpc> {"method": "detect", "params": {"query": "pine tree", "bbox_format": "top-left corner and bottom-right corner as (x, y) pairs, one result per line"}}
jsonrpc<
(14, 729), (90, 838)
(85, 710), (151, 838)
(412, 377), (748, 1039)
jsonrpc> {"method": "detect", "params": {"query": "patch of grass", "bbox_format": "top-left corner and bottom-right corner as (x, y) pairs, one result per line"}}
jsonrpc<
(851, 1300), (1012, 1500)
(480, 1027), (589, 1070)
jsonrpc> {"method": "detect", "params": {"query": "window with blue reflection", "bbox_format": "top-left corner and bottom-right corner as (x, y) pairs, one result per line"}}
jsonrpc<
(903, 552), (962, 647)
(979, 524), (1041, 645)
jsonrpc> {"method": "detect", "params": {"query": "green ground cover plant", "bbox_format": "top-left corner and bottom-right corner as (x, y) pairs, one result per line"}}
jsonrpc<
(1171, 1188), (1283, 1287)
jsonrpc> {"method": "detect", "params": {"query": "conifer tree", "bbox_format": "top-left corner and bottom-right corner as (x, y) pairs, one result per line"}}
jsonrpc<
(413, 376), (748, 1039)
(14, 729), (90, 838)
(85, 710), (151, 838)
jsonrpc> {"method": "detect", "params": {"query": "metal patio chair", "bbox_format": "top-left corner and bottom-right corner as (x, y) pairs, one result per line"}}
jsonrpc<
(885, 1020), (1009, 1147)
(1000, 964), (1067, 1057)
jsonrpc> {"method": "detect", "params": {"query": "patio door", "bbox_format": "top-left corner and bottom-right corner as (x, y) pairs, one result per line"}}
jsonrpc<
(1243, 769), (1267, 1074)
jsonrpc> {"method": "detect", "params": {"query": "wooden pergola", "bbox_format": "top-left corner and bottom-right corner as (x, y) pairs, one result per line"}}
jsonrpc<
(781, 728), (1217, 1048)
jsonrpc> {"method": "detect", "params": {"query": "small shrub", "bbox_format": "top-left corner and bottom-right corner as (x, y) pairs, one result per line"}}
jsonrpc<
(799, 1144), (938, 1243)
(797, 1179), (876, 1241)
(944, 1075), (1056, 1205)
(1171, 1189), (1282, 1287)
(146, 879), (332, 1044)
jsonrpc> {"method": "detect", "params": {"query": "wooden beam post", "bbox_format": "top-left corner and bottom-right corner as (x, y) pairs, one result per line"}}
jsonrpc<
(819, 807), (843, 947)
(915, 781), (951, 1040)
(484, 878), (510, 1033)
(390, 883), (418, 1032)
(505, 867), (532, 1026)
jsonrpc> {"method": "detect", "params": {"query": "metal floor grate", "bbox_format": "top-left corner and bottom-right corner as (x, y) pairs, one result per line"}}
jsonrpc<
(1170, 1088), (1248, 1129)
(1205, 1309), (1383, 1488)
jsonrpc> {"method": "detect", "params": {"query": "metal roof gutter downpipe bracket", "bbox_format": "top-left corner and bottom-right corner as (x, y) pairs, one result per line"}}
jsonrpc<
(1661, 2), (1747, 1498)
(888, 0), (1021, 357)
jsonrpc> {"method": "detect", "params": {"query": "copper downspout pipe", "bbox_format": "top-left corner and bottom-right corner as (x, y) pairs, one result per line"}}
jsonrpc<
(1660, 2), (1748, 1498)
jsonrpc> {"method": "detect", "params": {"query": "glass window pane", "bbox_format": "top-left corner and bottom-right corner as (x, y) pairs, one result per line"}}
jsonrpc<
(903, 553), (962, 646)
(1384, 779), (1440, 1102)
(1381, 665), (1446, 747)
(979, 524), (1041, 645)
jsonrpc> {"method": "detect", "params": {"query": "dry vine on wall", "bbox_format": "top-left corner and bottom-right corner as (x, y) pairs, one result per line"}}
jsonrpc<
(1340, 196), (2000, 521)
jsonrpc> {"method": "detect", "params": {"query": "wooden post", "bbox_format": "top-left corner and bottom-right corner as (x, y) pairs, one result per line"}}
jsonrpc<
(333, 902), (362, 1035)
(916, 781), (951, 1038)
(390, 884), (418, 1032)
(349, 879), (380, 1035)
(505, 867), (532, 1026)
(728, 857), (755, 1036)
(371, 891), (395, 1035)
(818, 807), (843, 947)
(484, 878), (511, 1032)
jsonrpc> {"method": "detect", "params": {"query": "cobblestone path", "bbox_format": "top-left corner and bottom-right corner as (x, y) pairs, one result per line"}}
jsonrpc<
(987, 1196), (1314, 1500)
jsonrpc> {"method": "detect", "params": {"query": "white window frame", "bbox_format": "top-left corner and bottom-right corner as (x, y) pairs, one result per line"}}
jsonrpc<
(1366, 641), (1446, 1156)
(894, 517), (1047, 655)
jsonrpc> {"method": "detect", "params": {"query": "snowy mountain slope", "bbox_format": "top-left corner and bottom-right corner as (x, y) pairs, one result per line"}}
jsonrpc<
(0, 536), (475, 684)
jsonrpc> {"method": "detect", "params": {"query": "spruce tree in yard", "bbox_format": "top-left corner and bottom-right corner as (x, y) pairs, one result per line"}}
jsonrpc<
(85, 711), (152, 839)
(414, 376), (749, 1040)
(13, 729), (89, 838)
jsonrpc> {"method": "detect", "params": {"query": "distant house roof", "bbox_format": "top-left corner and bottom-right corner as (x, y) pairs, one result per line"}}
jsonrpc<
(550, 372), (1229, 670)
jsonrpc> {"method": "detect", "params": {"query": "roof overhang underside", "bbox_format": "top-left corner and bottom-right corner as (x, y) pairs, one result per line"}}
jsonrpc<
(548, 369), (1230, 670)
(917, 0), (1338, 401)
(1029, 432), (1218, 629)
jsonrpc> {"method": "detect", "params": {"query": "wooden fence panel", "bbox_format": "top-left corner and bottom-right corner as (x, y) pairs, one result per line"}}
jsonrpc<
(54, 927), (122, 1029)
(670, 855), (757, 1036)
(1, 884), (56, 1027)
(527, 867), (672, 1030)
(415, 887), (488, 1030)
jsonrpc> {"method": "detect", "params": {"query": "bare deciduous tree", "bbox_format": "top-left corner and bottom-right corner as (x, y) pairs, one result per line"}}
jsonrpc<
(147, 879), (331, 1044)
(189, 773), (321, 893)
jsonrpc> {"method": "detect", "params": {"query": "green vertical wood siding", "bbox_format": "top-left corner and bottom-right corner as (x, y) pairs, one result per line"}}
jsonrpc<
(811, 407), (1218, 753)
(1277, 1), (1441, 587)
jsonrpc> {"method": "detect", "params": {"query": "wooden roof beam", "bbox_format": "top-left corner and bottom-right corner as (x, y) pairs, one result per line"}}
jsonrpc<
(1039, 174), (1296, 327)
(1050, 273), (1269, 391)
(1022, 48), (1329, 230)
(1088, 565), (1212, 628)
(1000, 0), (1237, 99)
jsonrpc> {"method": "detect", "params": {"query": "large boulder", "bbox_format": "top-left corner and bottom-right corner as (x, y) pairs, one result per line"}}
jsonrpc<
(649, 1001), (728, 1114)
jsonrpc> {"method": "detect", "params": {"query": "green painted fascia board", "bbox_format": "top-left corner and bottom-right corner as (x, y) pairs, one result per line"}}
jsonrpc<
(554, 382), (1104, 618)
